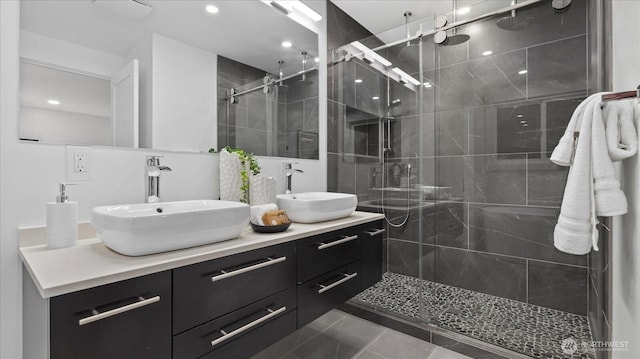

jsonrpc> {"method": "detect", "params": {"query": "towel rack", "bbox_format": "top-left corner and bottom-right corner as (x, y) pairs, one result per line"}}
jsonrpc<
(601, 85), (640, 106)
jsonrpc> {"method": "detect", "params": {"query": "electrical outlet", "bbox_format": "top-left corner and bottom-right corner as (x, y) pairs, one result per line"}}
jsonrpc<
(74, 153), (86, 172)
(66, 145), (93, 181)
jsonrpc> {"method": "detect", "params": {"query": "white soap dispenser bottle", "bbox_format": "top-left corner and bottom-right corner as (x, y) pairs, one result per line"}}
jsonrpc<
(46, 183), (78, 249)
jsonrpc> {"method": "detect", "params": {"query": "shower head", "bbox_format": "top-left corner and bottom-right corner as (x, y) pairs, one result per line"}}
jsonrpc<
(496, 1), (532, 31)
(276, 60), (289, 93)
(441, 33), (470, 46)
(398, 11), (420, 64)
(496, 13), (532, 31)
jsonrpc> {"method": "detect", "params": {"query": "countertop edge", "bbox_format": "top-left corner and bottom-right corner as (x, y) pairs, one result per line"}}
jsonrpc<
(21, 212), (384, 298)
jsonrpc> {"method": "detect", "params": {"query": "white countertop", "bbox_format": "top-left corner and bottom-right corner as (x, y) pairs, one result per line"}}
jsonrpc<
(20, 211), (384, 298)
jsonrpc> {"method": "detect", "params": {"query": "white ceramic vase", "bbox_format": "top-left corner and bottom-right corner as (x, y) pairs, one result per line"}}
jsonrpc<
(249, 175), (278, 205)
(219, 149), (243, 202)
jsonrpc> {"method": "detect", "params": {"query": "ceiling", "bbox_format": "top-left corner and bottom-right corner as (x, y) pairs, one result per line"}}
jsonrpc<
(20, 0), (319, 74)
(331, 0), (488, 38)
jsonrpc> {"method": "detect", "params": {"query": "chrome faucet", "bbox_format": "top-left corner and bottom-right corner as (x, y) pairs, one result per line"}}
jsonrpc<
(283, 162), (304, 194)
(146, 156), (172, 203)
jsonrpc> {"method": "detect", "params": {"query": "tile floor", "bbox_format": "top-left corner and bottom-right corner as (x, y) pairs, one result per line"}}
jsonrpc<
(251, 309), (471, 359)
(353, 273), (596, 359)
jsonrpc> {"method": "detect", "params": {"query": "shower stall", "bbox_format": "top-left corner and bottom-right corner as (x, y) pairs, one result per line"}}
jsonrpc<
(327, 0), (608, 358)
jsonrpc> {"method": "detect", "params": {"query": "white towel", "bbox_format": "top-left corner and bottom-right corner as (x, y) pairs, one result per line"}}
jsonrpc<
(592, 102), (628, 217)
(250, 203), (278, 225)
(551, 93), (602, 166)
(605, 99), (638, 161)
(554, 98), (597, 255)
(552, 94), (637, 255)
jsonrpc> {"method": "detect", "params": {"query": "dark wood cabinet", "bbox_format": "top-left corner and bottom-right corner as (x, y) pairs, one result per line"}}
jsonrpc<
(50, 271), (172, 359)
(298, 226), (361, 282)
(173, 287), (297, 359)
(46, 219), (382, 358)
(298, 261), (362, 327)
(173, 241), (297, 334)
(361, 220), (385, 290)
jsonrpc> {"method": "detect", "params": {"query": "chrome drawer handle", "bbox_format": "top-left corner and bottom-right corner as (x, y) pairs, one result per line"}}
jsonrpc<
(210, 306), (287, 347)
(317, 235), (358, 250)
(364, 228), (385, 236)
(211, 256), (287, 283)
(78, 296), (160, 326)
(317, 272), (358, 294)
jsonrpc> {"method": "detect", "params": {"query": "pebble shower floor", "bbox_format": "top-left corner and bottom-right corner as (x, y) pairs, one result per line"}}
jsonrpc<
(353, 272), (596, 359)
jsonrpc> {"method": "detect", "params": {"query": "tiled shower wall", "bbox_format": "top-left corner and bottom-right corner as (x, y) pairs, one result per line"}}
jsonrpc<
(327, 0), (602, 317)
(217, 55), (319, 158)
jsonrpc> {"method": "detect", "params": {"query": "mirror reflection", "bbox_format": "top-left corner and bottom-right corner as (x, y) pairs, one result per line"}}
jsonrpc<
(19, 0), (319, 158)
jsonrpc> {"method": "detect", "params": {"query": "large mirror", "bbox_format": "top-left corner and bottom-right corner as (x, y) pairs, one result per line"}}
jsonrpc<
(19, 0), (319, 158)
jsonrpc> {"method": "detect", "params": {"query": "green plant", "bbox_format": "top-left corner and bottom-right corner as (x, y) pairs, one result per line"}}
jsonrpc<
(223, 146), (260, 203)
(208, 148), (217, 153)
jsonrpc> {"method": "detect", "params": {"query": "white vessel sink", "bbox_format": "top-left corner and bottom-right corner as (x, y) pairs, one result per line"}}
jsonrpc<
(277, 192), (357, 223)
(92, 200), (250, 256)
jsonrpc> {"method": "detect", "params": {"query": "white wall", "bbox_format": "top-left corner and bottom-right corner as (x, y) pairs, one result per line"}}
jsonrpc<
(611, 1), (640, 358)
(20, 30), (124, 79)
(2, 2), (327, 358)
(19, 106), (111, 145)
(152, 34), (217, 153)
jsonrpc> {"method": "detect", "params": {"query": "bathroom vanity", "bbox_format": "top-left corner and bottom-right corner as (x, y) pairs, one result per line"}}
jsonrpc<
(20, 212), (384, 358)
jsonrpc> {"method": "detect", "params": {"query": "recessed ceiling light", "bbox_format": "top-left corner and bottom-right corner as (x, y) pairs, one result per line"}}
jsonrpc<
(205, 5), (219, 14)
(282, 41), (292, 48)
(517, 114), (524, 118)
(423, 82), (432, 88)
(355, 79), (363, 83)
(47, 99), (60, 105)
(457, 7), (470, 15)
(518, 70), (528, 75)
(372, 96), (380, 100)
(482, 50), (493, 56)
(314, 57), (320, 63)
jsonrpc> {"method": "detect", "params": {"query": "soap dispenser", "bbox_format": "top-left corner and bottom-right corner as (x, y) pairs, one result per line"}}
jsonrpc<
(46, 183), (78, 249)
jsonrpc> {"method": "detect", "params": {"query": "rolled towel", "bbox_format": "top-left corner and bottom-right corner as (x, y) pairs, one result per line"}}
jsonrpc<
(605, 99), (638, 161)
(250, 203), (278, 226)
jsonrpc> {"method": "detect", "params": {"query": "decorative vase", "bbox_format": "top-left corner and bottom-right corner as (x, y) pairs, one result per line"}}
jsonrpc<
(250, 175), (278, 205)
(219, 149), (243, 202)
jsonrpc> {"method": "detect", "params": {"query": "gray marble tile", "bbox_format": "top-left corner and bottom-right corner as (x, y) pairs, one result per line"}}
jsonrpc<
(285, 101), (304, 133)
(355, 63), (384, 118)
(527, 156), (568, 207)
(356, 156), (381, 201)
(327, 100), (346, 154)
(235, 127), (267, 155)
(466, 0), (587, 60)
(468, 204), (587, 266)
(217, 124), (228, 150)
(365, 329), (439, 359)
(528, 260), (587, 315)
(434, 246), (527, 301)
(431, 334), (507, 359)
(284, 69), (319, 103)
(436, 109), (468, 156)
(387, 239), (420, 278)
(528, 35), (588, 98)
(431, 202), (467, 249)
(464, 153), (526, 205)
(545, 97), (584, 151)
(435, 156), (465, 201)
(327, 153), (356, 194)
(327, 1), (376, 50)
(303, 98), (319, 132)
(290, 312), (385, 359)
(246, 94), (268, 130)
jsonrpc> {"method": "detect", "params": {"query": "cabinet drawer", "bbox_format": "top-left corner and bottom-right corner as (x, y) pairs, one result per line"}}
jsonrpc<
(298, 261), (362, 327)
(173, 241), (297, 333)
(173, 288), (297, 359)
(50, 271), (171, 359)
(298, 226), (361, 282)
(361, 220), (385, 290)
